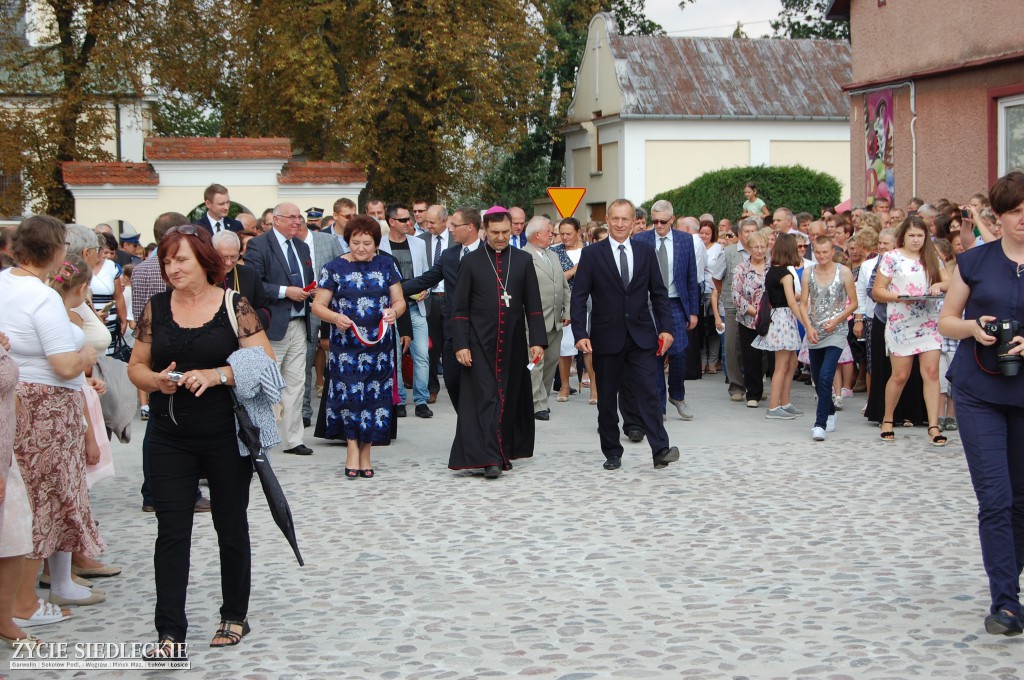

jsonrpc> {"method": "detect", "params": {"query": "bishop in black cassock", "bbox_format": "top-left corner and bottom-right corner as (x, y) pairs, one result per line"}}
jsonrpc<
(449, 233), (546, 476)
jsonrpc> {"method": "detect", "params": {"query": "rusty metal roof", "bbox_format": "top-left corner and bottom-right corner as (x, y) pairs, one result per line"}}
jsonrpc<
(607, 31), (851, 120)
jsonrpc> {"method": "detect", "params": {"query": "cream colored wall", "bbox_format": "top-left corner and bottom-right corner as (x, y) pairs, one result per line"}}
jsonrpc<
(770, 141), (851, 199)
(75, 197), (162, 244)
(644, 141), (751, 199)
(572, 142), (619, 222)
(566, 16), (623, 124)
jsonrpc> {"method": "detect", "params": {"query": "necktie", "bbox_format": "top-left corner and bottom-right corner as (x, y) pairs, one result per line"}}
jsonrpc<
(214, 220), (222, 234)
(435, 235), (443, 263)
(658, 237), (670, 288)
(618, 244), (629, 288)
(462, 246), (470, 259)
(286, 239), (304, 311)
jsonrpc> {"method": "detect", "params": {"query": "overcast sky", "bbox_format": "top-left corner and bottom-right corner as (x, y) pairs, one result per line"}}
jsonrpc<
(645, 0), (785, 37)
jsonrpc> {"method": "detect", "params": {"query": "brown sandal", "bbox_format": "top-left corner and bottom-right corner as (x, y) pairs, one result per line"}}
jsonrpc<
(210, 619), (250, 648)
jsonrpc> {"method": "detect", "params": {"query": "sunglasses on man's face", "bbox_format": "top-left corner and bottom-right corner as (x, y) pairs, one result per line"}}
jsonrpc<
(392, 217), (412, 223)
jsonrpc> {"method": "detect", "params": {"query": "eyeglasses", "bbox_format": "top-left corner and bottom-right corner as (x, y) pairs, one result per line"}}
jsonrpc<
(392, 217), (412, 223)
(412, 209), (426, 214)
(651, 219), (673, 225)
(274, 214), (303, 221)
(167, 225), (198, 236)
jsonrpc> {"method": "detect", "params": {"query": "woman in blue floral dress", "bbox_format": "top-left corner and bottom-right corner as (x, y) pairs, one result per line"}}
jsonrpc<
(312, 216), (406, 478)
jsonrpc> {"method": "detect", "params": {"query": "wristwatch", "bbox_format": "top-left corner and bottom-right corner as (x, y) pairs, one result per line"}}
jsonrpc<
(215, 368), (227, 385)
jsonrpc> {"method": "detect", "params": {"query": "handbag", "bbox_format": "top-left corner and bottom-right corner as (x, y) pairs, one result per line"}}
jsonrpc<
(110, 329), (132, 363)
(754, 291), (772, 336)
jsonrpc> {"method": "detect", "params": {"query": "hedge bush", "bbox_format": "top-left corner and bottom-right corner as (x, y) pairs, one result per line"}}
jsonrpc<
(642, 165), (842, 222)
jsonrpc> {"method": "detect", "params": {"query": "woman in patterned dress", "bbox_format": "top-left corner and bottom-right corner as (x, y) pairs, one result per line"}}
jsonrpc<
(872, 216), (949, 445)
(752, 234), (806, 420)
(312, 216), (406, 479)
(550, 218), (589, 402)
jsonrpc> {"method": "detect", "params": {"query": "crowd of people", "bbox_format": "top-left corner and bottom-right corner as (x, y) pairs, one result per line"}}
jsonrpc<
(1, 172), (1023, 652)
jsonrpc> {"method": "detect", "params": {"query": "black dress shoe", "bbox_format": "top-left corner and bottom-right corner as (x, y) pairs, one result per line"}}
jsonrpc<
(626, 428), (645, 443)
(415, 404), (433, 418)
(653, 446), (680, 469)
(603, 457), (622, 470)
(534, 410), (550, 421)
(985, 609), (1024, 636)
(283, 444), (313, 456)
(303, 417), (312, 428)
(396, 405), (407, 417)
(483, 465), (502, 478)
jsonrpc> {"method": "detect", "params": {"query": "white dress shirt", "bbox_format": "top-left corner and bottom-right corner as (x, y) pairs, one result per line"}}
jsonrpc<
(609, 235), (634, 283)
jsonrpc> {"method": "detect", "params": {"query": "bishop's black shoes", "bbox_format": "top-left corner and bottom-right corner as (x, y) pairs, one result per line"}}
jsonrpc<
(652, 446), (680, 469)
(483, 466), (502, 479)
(603, 457), (622, 470)
(626, 428), (645, 443)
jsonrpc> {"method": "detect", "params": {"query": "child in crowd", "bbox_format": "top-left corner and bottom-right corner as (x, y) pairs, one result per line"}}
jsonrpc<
(742, 183), (770, 219)
(934, 238), (958, 431)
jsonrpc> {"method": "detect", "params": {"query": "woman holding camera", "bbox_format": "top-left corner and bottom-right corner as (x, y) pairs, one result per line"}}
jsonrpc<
(939, 171), (1024, 637)
(128, 226), (273, 656)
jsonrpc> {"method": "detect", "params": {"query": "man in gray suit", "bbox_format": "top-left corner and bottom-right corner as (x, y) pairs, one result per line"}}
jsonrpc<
(243, 202), (315, 455)
(298, 217), (344, 426)
(522, 215), (571, 420)
(418, 204), (452, 402)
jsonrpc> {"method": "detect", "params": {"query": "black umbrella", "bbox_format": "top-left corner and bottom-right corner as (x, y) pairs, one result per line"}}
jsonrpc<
(230, 391), (304, 566)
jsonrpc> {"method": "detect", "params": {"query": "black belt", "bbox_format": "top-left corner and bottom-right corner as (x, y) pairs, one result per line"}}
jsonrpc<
(431, 292), (446, 297)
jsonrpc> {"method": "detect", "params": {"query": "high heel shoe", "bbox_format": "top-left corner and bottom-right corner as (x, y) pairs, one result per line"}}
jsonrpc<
(359, 469), (375, 478)
(880, 421), (895, 441)
(344, 468), (359, 479)
(928, 425), (948, 447)
(210, 619), (250, 648)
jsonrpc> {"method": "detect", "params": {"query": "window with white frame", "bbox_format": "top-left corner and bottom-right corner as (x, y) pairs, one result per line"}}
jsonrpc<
(998, 93), (1024, 175)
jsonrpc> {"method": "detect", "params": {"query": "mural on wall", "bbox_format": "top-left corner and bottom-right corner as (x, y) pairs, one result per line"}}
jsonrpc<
(865, 90), (894, 206)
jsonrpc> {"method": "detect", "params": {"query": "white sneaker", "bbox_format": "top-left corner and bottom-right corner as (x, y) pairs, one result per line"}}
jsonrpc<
(811, 426), (826, 441)
(826, 414), (837, 432)
(746, 400), (758, 408)
(832, 394), (843, 411)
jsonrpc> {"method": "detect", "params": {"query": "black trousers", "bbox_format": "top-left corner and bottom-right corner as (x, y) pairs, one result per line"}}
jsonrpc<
(738, 324), (769, 401)
(149, 406), (253, 641)
(442, 339), (462, 413)
(427, 294), (446, 394)
(594, 335), (669, 460)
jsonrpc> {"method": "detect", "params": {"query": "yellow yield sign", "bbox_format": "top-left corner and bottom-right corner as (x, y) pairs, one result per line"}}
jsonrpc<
(546, 187), (586, 220)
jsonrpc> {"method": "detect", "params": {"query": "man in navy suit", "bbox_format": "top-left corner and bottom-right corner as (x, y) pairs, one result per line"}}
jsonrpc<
(193, 183), (244, 235)
(402, 208), (482, 412)
(571, 198), (680, 470)
(243, 202), (315, 455)
(634, 200), (700, 421)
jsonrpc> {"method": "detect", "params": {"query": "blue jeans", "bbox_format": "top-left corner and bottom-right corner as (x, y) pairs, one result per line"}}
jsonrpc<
(808, 345), (841, 428)
(398, 304), (430, 406)
(955, 385), (1024, 615)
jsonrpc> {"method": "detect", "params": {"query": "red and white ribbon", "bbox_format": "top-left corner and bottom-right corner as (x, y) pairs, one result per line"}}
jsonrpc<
(351, 318), (392, 347)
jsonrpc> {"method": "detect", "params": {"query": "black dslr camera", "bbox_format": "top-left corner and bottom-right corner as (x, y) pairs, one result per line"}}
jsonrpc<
(982, 319), (1023, 376)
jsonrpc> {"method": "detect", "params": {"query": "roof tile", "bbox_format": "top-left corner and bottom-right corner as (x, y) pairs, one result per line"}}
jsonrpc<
(278, 161), (367, 185)
(62, 162), (159, 185)
(145, 137), (292, 160)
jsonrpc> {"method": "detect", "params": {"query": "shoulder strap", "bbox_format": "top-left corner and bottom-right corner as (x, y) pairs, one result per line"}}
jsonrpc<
(224, 288), (239, 337)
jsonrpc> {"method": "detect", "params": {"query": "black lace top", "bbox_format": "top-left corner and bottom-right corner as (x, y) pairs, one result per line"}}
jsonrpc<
(136, 291), (262, 415)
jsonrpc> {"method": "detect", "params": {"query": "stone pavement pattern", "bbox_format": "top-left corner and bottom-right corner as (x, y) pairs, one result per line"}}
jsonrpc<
(5, 377), (1023, 679)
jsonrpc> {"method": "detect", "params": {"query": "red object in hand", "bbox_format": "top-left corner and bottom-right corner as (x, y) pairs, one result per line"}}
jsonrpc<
(657, 337), (666, 356)
(302, 281), (318, 292)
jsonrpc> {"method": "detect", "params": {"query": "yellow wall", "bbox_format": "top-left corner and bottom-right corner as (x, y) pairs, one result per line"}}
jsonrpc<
(644, 141), (751, 199)
(770, 141), (851, 199)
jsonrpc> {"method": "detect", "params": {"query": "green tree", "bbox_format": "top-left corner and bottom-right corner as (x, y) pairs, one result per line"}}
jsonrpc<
(770, 0), (850, 40)
(482, 1), (664, 208)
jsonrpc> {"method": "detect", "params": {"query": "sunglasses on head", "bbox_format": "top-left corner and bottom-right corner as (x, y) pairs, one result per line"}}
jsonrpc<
(167, 225), (198, 236)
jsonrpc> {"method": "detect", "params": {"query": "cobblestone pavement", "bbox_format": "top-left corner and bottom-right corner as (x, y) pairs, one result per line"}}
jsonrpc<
(6, 375), (1022, 680)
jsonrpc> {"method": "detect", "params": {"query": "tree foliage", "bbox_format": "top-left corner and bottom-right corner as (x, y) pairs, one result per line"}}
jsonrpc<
(770, 0), (850, 41)
(642, 165), (842, 222)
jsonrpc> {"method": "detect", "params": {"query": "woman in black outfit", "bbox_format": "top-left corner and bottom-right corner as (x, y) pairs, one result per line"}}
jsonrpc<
(128, 226), (274, 657)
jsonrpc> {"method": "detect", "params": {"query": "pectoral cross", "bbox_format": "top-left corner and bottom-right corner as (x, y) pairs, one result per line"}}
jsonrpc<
(501, 290), (511, 307)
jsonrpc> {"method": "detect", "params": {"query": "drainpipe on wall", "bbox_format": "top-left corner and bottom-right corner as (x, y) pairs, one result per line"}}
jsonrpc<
(846, 81), (917, 199)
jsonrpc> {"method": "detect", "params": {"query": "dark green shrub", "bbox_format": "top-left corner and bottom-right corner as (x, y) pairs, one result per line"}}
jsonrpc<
(642, 165), (842, 222)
